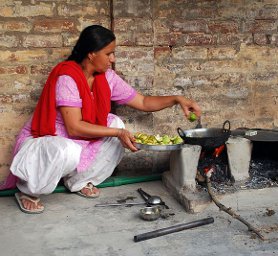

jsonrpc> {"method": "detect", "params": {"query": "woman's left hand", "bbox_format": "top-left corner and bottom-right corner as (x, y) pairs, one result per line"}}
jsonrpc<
(117, 128), (138, 152)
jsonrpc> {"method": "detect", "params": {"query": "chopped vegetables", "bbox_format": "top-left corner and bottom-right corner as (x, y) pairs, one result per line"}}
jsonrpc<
(134, 133), (183, 145)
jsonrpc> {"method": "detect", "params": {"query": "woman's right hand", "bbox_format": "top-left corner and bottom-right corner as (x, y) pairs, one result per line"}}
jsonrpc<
(117, 128), (138, 152)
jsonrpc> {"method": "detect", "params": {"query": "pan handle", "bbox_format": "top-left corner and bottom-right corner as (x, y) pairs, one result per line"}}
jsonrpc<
(222, 120), (231, 132)
(177, 127), (186, 140)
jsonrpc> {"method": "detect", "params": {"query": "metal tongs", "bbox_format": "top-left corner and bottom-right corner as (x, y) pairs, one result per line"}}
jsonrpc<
(94, 188), (169, 208)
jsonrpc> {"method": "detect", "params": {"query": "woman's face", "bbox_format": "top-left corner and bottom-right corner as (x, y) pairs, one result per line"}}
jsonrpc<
(90, 40), (116, 73)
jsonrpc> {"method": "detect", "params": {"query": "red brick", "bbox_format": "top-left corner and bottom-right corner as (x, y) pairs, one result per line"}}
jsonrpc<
(30, 65), (53, 75)
(0, 65), (28, 75)
(57, 2), (109, 16)
(22, 34), (63, 48)
(217, 34), (245, 45)
(0, 35), (19, 47)
(243, 19), (277, 33)
(154, 0), (219, 19)
(0, 50), (49, 63)
(255, 5), (278, 19)
(172, 20), (207, 33)
(182, 7), (219, 19)
(33, 19), (76, 33)
(154, 47), (171, 60)
(114, 18), (153, 46)
(208, 21), (239, 33)
(254, 34), (271, 45)
(113, 0), (152, 17)
(0, 6), (14, 17)
(15, 2), (54, 17)
(183, 33), (217, 46)
(0, 20), (31, 32)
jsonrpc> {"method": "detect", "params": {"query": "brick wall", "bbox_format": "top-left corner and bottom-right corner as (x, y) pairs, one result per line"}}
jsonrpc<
(0, 0), (111, 181)
(1, 0), (277, 181)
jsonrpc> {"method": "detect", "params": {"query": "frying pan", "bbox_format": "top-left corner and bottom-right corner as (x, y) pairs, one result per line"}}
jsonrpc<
(231, 128), (278, 142)
(177, 120), (231, 149)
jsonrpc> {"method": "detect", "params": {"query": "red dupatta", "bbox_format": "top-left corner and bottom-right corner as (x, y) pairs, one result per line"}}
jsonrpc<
(31, 60), (111, 137)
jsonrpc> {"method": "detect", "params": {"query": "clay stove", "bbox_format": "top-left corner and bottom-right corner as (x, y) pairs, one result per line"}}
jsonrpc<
(162, 136), (278, 213)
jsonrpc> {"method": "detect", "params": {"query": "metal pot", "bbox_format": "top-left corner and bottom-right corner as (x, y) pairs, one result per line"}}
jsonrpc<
(177, 120), (231, 149)
(139, 205), (161, 221)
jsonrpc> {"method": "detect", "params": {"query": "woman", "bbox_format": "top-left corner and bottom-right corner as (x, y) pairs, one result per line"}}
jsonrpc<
(10, 25), (201, 214)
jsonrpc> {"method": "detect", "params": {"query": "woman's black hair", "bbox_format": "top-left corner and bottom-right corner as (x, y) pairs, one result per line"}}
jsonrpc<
(67, 25), (116, 63)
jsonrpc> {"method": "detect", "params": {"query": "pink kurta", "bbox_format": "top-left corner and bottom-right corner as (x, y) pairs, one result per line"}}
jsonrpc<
(13, 68), (136, 173)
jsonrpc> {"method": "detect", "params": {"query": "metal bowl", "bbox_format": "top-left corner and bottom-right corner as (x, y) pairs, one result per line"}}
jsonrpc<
(134, 142), (183, 151)
(139, 206), (161, 221)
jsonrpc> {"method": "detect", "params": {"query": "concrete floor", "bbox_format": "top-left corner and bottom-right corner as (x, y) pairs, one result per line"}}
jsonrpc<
(0, 181), (277, 256)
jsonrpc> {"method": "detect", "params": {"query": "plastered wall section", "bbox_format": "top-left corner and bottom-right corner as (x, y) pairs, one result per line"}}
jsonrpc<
(1, 0), (278, 182)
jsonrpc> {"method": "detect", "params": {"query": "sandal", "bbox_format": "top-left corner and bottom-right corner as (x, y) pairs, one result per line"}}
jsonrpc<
(77, 183), (100, 198)
(15, 193), (44, 214)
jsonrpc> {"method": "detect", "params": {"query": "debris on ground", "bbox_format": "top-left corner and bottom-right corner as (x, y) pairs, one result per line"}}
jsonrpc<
(264, 208), (275, 217)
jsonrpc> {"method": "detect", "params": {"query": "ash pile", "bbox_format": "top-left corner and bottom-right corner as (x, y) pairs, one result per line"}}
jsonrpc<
(245, 141), (278, 189)
(196, 141), (278, 193)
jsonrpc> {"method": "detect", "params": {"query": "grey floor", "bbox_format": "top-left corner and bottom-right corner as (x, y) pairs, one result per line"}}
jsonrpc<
(0, 181), (277, 256)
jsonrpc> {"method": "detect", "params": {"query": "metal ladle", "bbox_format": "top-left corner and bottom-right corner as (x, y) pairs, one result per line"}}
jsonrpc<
(145, 195), (162, 206)
(137, 188), (169, 209)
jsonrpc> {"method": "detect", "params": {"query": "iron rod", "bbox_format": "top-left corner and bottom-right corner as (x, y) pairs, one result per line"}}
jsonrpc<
(134, 217), (214, 242)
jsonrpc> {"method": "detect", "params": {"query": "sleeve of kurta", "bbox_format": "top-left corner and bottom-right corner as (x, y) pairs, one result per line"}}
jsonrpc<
(56, 75), (82, 107)
(105, 69), (137, 105)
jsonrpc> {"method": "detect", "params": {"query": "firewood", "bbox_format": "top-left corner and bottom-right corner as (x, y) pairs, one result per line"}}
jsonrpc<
(206, 172), (265, 241)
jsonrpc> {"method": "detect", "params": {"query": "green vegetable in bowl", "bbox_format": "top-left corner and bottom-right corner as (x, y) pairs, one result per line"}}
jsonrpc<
(134, 133), (183, 145)
(172, 135), (183, 144)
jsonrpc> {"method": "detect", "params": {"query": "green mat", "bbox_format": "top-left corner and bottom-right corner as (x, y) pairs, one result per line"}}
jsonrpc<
(0, 174), (162, 197)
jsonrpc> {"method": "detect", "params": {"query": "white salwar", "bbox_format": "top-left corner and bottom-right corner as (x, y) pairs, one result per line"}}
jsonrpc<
(10, 116), (125, 197)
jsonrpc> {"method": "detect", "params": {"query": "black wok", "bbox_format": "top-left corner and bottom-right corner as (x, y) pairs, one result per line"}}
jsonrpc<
(177, 120), (231, 149)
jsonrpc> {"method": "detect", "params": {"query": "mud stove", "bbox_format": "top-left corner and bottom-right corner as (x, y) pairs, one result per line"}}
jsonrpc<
(163, 131), (278, 213)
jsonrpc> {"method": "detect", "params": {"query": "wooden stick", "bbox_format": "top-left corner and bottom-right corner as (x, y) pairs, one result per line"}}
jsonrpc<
(206, 175), (265, 241)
